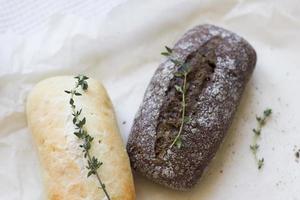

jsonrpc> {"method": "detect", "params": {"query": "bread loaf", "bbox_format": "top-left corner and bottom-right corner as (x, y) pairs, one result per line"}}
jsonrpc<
(127, 24), (256, 190)
(26, 76), (135, 200)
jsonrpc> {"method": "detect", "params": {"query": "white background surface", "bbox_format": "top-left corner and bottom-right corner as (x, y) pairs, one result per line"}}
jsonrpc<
(0, 0), (300, 199)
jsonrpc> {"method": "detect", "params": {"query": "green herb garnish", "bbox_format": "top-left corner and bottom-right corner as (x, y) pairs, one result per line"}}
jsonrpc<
(161, 46), (172, 56)
(65, 75), (111, 200)
(161, 46), (191, 149)
(250, 108), (272, 170)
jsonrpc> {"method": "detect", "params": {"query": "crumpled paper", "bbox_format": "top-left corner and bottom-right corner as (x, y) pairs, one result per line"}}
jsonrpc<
(1, 0), (300, 199)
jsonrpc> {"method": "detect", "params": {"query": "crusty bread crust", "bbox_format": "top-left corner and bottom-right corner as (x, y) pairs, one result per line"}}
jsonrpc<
(127, 24), (256, 190)
(26, 76), (135, 200)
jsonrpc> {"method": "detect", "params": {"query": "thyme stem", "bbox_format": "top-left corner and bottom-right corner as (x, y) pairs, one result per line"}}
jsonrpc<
(70, 94), (110, 200)
(170, 72), (187, 149)
(66, 75), (111, 200)
(250, 108), (272, 170)
(161, 46), (192, 149)
(86, 152), (110, 200)
(251, 134), (261, 167)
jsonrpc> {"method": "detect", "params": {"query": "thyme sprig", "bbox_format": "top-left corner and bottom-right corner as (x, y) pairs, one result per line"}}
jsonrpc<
(161, 46), (191, 149)
(65, 75), (111, 200)
(250, 108), (272, 170)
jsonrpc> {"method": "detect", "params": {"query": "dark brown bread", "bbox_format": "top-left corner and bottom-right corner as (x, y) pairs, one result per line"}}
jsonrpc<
(127, 24), (256, 190)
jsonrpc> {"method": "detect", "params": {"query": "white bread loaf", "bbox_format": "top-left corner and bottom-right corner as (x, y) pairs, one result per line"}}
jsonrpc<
(26, 76), (135, 200)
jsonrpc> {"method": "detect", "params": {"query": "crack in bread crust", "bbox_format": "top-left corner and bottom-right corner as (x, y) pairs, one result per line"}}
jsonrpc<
(154, 36), (221, 159)
(127, 24), (256, 190)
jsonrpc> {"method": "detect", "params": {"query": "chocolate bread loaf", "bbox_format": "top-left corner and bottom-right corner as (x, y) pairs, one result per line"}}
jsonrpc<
(127, 24), (256, 190)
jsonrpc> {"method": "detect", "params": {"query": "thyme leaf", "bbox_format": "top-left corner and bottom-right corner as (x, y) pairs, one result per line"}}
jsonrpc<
(161, 46), (173, 56)
(174, 85), (183, 93)
(174, 137), (182, 148)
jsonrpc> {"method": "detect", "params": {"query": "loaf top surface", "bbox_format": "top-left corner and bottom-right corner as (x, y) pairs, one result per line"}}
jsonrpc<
(127, 24), (256, 190)
(26, 76), (135, 200)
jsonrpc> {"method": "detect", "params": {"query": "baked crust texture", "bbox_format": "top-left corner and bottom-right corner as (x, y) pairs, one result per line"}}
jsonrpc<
(27, 76), (135, 200)
(127, 24), (256, 190)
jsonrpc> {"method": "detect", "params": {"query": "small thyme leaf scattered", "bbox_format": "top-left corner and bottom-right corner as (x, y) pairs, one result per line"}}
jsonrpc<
(174, 137), (182, 149)
(174, 72), (184, 77)
(184, 116), (191, 123)
(74, 75), (89, 90)
(69, 98), (74, 105)
(161, 52), (171, 56)
(76, 117), (86, 129)
(174, 85), (183, 93)
(250, 108), (272, 170)
(250, 144), (259, 153)
(74, 130), (83, 139)
(258, 158), (264, 169)
(178, 63), (190, 73)
(161, 46), (173, 56)
(82, 81), (88, 90)
(170, 59), (182, 66)
(264, 109), (272, 117)
(75, 75), (89, 81)
(252, 128), (261, 136)
(72, 117), (77, 124)
(66, 75), (111, 200)
(165, 46), (172, 53)
(87, 157), (103, 177)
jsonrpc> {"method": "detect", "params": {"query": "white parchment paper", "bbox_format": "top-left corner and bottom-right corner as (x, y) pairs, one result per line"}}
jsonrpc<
(1, 0), (300, 199)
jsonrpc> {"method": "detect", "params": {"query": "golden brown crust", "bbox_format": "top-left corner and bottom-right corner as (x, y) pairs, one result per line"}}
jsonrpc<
(26, 76), (135, 200)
